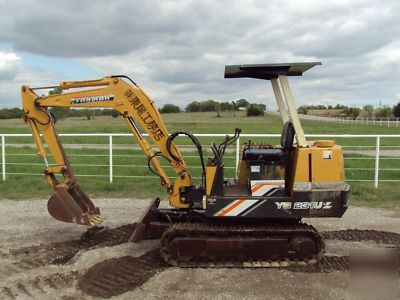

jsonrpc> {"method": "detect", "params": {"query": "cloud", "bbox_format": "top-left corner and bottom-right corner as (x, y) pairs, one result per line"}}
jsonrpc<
(0, 51), (21, 80)
(0, 0), (399, 108)
(0, 49), (61, 107)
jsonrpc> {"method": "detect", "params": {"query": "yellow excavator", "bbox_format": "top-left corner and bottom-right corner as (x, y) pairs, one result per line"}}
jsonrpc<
(21, 63), (349, 267)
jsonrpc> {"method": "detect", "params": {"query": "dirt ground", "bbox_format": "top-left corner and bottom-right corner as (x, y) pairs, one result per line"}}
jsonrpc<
(0, 198), (399, 299)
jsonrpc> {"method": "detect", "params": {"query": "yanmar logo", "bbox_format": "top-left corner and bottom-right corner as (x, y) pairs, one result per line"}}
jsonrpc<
(70, 94), (114, 105)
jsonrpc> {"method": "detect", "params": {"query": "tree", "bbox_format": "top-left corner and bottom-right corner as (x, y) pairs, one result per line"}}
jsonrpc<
(246, 104), (265, 116)
(219, 102), (234, 111)
(375, 106), (393, 118)
(86, 109), (96, 120)
(235, 98), (249, 109)
(48, 87), (62, 95)
(200, 99), (219, 112)
(0, 108), (23, 119)
(342, 107), (360, 118)
(111, 110), (120, 118)
(297, 105), (308, 114)
(362, 105), (374, 117)
(393, 102), (400, 118)
(185, 101), (201, 112)
(160, 103), (180, 114)
(49, 107), (70, 120)
(231, 101), (238, 111)
(334, 104), (347, 109)
(47, 87), (69, 120)
(256, 103), (266, 111)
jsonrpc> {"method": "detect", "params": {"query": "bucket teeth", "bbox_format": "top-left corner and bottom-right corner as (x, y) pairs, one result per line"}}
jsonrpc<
(89, 215), (103, 227)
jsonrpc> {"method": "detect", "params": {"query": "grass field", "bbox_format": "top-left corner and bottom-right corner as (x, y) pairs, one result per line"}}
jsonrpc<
(0, 112), (399, 214)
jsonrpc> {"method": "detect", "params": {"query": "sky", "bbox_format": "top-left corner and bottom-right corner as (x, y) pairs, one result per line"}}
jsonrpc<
(0, 0), (399, 110)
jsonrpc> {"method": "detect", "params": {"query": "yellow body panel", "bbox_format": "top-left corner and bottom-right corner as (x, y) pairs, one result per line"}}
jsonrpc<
(205, 166), (217, 196)
(293, 141), (344, 183)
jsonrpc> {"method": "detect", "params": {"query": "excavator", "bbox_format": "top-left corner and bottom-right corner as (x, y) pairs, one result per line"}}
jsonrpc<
(21, 62), (349, 267)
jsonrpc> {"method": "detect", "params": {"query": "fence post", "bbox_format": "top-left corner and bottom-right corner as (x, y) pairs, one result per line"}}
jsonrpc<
(1, 135), (5, 181)
(109, 135), (113, 183)
(374, 136), (380, 188)
(235, 137), (240, 177)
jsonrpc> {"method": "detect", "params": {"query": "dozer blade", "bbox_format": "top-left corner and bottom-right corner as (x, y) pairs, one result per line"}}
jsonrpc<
(47, 184), (101, 226)
(129, 197), (164, 243)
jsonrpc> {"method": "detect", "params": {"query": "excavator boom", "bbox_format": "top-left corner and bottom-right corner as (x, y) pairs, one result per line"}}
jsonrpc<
(22, 76), (194, 226)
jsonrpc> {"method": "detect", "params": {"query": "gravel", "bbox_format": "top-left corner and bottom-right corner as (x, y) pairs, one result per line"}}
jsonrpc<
(0, 198), (399, 299)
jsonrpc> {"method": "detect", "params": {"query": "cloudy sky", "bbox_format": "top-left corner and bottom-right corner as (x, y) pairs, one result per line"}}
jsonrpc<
(0, 0), (399, 109)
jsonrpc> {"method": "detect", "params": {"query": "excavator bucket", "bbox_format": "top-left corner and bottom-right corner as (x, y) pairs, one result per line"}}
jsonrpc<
(47, 184), (101, 226)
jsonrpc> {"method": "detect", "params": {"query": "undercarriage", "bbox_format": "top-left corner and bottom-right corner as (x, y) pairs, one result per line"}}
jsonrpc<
(130, 198), (326, 267)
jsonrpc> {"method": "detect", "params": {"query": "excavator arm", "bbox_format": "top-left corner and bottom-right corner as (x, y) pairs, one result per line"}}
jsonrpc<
(21, 76), (196, 226)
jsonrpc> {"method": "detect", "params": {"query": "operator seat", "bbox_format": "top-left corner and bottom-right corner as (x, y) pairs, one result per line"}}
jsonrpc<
(243, 121), (295, 163)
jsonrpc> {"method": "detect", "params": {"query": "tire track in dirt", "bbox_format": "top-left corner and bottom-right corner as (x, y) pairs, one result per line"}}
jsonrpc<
(5, 224), (135, 273)
(78, 248), (165, 298)
(3, 228), (400, 298)
(76, 229), (400, 298)
(0, 272), (78, 299)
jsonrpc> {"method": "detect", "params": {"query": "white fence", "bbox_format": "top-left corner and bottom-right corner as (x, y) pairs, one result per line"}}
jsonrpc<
(299, 114), (400, 127)
(1, 133), (400, 188)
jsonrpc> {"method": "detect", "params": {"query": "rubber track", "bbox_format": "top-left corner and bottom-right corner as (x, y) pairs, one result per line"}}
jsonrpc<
(7, 224), (135, 273)
(161, 222), (325, 267)
(0, 272), (78, 299)
(78, 249), (165, 298)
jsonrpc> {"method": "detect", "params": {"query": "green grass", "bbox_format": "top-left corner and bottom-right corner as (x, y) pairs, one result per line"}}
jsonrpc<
(2, 111), (400, 135)
(1, 112), (400, 214)
(350, 182), (400, 215)
(2, 112), (399, 147)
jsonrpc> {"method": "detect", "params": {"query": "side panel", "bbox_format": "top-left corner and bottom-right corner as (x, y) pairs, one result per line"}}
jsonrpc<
(206, 189), (348, 219)
(311, 146), (344, 182)
(293, 144), (345, 183)
(205, 166), (217, 196)
(293, 148), (311, 182)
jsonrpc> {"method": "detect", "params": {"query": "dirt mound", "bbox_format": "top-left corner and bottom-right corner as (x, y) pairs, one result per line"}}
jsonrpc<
(78, 249), (165, 298)
(7, 224), (135, 272)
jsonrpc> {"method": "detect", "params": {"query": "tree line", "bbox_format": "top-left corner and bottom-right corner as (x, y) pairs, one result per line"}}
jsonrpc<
(2, 97), (400, 119)
(0, 107), (119, 120)
(160, 99), (266, 116)
(298, 104), (400, 118)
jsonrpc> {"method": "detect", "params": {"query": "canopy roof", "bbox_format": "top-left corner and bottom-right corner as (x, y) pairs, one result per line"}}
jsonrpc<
(224, 62), (321, 80)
